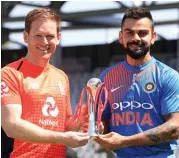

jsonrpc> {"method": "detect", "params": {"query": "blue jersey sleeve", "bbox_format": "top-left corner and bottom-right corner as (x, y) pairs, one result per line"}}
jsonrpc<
(161, 69), (179, 115)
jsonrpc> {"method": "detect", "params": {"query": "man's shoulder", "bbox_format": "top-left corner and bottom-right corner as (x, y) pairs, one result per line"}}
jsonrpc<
(2, 59), (23, 70)
(2, 59), (23, 75)
(49, 64), (68, 79)
(154, 58), (179, 84)
(154, 59), (178, 76)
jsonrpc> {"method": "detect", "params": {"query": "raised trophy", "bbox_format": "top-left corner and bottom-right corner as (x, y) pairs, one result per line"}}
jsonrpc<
(73, 78), (108, 138)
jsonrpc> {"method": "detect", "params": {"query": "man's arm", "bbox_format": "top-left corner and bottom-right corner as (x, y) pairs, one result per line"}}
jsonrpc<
(96, 112), (179, 150)
(1, 104), (89, 147)
(127, 112), (179, 146)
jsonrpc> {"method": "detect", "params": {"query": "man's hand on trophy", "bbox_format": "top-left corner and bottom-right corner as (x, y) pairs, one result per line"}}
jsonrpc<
(95, 132), (127, 150)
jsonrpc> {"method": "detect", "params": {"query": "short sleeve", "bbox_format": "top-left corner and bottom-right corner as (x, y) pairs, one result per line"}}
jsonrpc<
(161, 70), (179, 115)
(1, 67), (22, 106)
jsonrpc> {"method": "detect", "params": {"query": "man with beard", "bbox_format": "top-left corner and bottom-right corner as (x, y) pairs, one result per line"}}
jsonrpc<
(95, 7), (179, 158)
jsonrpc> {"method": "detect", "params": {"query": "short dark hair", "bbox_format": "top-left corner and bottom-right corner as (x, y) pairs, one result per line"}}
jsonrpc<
(121, 7), (154, 31)
(25, 8), (60, 34)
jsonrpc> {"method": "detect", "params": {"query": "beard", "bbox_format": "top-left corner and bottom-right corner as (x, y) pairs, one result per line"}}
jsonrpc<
(123, 41), (151, 59)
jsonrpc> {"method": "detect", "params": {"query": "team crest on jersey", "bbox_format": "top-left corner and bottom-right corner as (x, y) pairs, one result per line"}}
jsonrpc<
(30, 82), (39, 89)
(26, 82), (40, 90)
(144, 82), (156, 93)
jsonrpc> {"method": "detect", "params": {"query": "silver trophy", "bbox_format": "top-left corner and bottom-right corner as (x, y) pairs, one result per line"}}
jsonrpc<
(87, 78), (108, 138)
(73, 78), (108, 138)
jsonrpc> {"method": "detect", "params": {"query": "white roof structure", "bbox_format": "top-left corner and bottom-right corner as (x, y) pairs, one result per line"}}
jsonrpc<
(1, 1), (179, 48)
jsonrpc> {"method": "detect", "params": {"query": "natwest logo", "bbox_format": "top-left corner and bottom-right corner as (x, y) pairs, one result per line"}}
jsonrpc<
(42, 97), (59, 117)
(112, 101), (153, 111)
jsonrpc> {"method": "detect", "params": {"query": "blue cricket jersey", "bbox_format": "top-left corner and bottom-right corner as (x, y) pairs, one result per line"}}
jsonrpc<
(100, 57), (179, 158)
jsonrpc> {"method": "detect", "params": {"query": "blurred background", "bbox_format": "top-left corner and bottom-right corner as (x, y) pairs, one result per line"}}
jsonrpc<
(1, 1), (179, 158)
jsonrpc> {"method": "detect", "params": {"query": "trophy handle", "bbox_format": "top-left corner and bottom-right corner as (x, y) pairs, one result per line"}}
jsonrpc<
(73, 87), (94, 124)
(94, 83), (108, 133)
